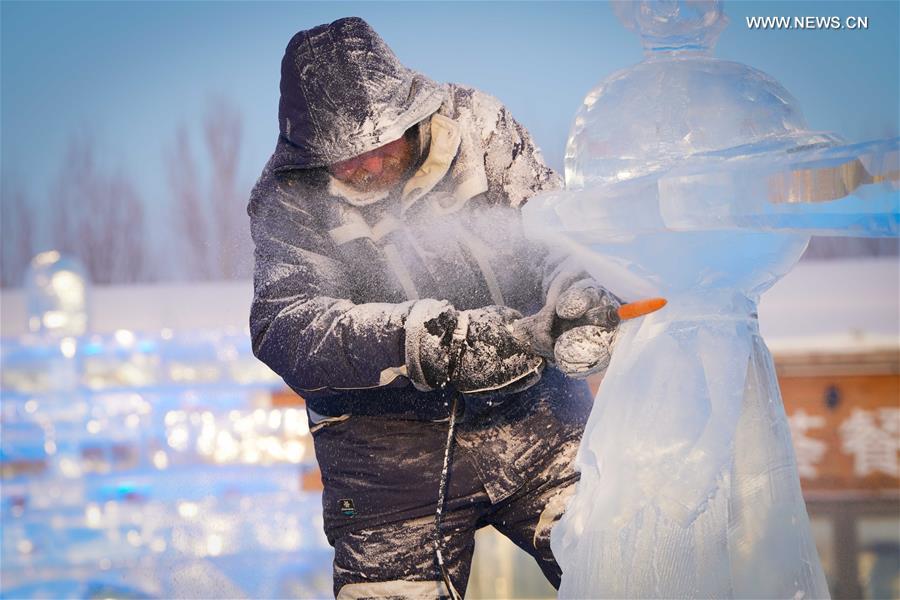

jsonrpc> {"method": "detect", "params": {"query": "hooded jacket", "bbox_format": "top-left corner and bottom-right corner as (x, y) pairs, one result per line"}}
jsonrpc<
(249, 17), (565, 421)
(277, 16), (445, 169)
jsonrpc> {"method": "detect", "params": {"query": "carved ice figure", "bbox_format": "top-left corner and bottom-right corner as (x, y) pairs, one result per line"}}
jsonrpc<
(522, 1), (898, 598)
(25, 251), (90, 338)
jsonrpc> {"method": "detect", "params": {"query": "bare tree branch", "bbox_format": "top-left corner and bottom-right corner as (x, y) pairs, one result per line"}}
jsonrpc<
(167, 96), (253, 281)
(166, 125), (212, 279)
(204, 97), (252, 279)
(0, 184), (35, 287)
(47, 136), (152, 284)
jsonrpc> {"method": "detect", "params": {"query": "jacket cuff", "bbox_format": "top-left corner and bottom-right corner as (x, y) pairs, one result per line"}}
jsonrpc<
(404, 299), (456, 392)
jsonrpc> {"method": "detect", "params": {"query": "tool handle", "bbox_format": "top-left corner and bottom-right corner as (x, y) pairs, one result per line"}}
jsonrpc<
(551, 297), (667, 338)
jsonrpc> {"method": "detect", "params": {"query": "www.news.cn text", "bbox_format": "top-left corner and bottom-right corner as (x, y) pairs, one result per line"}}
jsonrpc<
(746, 16), (869, 30)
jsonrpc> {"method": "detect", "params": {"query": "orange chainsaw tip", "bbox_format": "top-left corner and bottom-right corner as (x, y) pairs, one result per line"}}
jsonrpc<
(617, 297), (667, 321)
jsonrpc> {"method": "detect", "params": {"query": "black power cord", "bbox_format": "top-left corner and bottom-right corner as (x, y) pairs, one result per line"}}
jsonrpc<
(434, 395), (463, 600)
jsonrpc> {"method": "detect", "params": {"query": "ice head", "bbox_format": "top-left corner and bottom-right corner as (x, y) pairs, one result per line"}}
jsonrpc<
(528, 6), (894, 300)
(611, 0), (728, 54)
(564, 57), (817, 190)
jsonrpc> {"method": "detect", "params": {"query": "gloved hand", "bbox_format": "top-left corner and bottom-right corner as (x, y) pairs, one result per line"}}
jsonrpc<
(513, 277), (621, 380)
(405, 302), (544, 398)
(552, 279), (620, 379)
(454, 306), (545, 396)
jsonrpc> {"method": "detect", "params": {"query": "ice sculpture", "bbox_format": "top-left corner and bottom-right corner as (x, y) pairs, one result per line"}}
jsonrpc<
(24, 251), (90, 338)
(522, 2), (899, 598)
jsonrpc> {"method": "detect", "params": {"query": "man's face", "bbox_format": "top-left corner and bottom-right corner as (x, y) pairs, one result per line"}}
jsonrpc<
(328, 131), (417, 193)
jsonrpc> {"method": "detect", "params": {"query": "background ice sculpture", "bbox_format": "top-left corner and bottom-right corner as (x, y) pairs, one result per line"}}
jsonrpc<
(25, 252), (90, 339)
(522, 1), (899, 598)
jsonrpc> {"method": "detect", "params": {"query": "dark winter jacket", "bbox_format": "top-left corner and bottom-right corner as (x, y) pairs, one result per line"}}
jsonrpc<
(248, 17), (566, 422)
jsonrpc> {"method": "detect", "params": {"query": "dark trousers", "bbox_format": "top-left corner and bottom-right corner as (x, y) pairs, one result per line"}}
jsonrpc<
(311, 373), (591, 599)
(328, 436), (579, 599)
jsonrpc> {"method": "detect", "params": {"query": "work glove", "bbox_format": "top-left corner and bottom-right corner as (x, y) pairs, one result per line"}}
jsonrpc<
(513, 277), (621, 380)
(552, 279), (620, 379)
(405, 301), (544, 398)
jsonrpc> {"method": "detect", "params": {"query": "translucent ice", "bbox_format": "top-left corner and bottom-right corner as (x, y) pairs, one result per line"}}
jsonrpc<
(522, 1), (898, 598)
(24, 251), (90, 338)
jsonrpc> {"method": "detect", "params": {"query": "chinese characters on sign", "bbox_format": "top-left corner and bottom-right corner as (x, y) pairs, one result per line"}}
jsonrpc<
(789, 410), (828, 478)
(840, 408), (900, 478)
(780, 373), (900, 493)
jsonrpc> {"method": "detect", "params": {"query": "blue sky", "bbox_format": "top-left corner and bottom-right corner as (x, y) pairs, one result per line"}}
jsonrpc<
(2, 1), (898, 265)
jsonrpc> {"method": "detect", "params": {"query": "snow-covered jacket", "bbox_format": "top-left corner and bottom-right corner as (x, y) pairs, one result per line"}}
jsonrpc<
(248, 17), (562, 421)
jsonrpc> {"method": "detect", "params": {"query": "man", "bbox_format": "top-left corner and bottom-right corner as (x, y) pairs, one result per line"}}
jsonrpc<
(248, 17), (618, 599)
